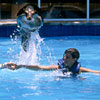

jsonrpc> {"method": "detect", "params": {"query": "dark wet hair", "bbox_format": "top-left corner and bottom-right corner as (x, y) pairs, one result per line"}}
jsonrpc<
(64, 48), (80, 60)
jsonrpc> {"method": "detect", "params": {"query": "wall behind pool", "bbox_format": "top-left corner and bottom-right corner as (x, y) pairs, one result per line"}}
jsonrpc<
(0, 23), (100, 37)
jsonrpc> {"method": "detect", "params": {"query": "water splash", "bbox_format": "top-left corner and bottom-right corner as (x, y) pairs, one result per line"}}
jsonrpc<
(9, 29), (56, 65)
(8, 7), (56, 65)
(7, 30), (19, 62)
(16, 31), (43, 65)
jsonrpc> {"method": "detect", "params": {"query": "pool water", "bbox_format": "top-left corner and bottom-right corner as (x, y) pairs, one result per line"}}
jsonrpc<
(0, 36), (100, 100)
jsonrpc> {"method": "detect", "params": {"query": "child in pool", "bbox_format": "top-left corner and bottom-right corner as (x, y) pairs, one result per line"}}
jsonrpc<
(1, 48), (100, 74)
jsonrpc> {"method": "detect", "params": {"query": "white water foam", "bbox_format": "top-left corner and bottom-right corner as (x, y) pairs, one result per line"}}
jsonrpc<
(17, 31), (43, 65)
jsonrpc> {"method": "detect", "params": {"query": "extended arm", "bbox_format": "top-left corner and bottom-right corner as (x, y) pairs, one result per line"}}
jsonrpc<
(25, 65), (58, 70)
(79, 67), (100, 74)
(6, 63), (59, 71)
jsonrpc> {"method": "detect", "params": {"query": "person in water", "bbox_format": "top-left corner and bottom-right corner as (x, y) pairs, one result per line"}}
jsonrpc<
(1, 48), (100, 74)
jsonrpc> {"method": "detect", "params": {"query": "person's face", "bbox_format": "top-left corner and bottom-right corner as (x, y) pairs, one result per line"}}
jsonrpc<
(63, 53), (76, 67)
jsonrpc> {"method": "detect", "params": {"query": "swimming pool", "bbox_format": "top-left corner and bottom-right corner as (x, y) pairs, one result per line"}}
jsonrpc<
(0, 36), (100, 100)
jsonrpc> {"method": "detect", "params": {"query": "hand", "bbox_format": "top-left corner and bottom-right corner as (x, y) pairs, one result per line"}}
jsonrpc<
(6, 62), (17, 70)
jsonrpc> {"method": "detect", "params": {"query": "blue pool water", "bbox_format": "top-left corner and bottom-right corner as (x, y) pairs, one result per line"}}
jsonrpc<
(0, 36), (100, 100)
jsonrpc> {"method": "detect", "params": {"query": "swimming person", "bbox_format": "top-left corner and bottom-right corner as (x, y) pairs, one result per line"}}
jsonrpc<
(1, 48), (100, 75)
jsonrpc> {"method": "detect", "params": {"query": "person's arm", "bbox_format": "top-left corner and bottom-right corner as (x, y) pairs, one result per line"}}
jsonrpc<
(79, 67), (100, 74)
(6, 63), (59, 70)
(25, 65), (59, 70)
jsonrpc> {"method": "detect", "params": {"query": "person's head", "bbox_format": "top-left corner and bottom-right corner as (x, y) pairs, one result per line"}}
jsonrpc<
(63, 48), (80, 67)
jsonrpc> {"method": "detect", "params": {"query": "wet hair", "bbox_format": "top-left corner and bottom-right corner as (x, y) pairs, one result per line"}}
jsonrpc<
(64, 48), (80, 60)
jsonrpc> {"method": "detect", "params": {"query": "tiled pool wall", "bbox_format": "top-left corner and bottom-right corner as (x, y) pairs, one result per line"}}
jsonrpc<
(0, 23), (100, 37)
